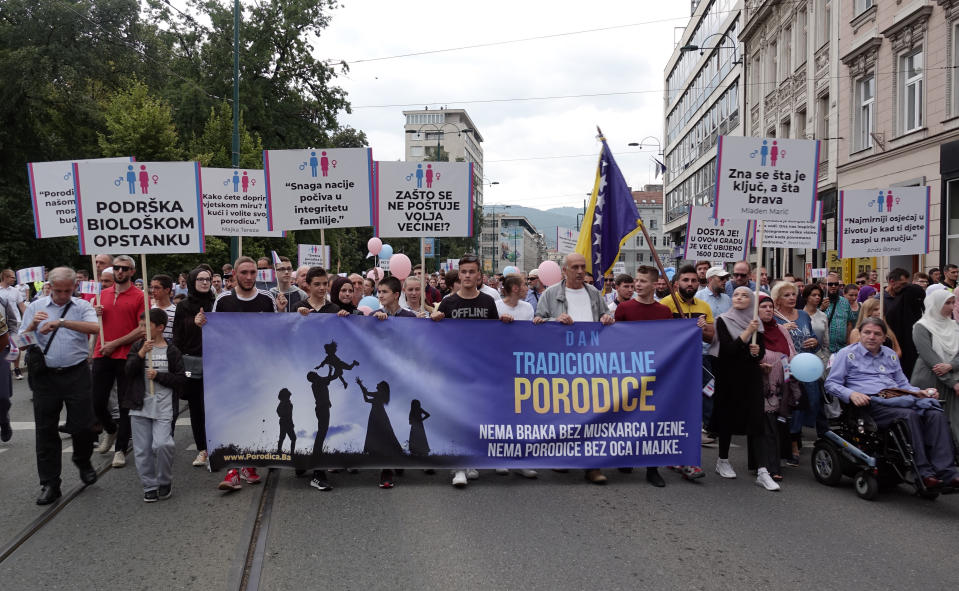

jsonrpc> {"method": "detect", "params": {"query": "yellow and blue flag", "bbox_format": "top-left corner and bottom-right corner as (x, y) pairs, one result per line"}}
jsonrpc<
(574, 136), (643, 289)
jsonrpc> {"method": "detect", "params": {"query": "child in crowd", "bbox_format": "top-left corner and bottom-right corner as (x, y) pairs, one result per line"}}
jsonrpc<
(125, 309), (186, 503)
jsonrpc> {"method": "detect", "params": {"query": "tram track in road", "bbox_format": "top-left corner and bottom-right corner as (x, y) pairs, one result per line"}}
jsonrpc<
(0, 454), (115, 564)
(227, 468), (279, 591)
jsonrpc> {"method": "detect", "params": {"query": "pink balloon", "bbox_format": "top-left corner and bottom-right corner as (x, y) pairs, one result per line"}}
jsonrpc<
(358, 306), (373, 316)
(537, 260), (563, 287)
(367, 237), (383, 256)
(367, 268), (383, 281)
(390, 254), (412, 280)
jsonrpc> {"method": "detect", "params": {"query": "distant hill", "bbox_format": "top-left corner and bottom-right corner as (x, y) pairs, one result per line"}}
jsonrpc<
(483, 205), (581, 248)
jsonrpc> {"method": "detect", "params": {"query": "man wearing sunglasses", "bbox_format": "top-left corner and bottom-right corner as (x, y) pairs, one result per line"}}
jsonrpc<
(821, 271), (854, 354)
(92, 254), (145, 469)
(724, 261), (755, 296)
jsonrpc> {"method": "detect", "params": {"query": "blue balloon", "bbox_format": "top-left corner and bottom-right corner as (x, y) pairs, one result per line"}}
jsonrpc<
(379, 244), (394, 259)
(789, 352), (823, 382)
(664, 266), (676, 281)
(358, 295), (381, 310)
(503, 266), (517, 276)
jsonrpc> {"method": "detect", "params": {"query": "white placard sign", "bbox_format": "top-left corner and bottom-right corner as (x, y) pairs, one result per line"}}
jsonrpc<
(714, 136), (820, 221)
(683, 205), (750, 262)
(752, 201), (823, 249)
(28, 157), (133, 238)
(200, 167), (283, 236)
(297, 244), (332, 269)
(374, 161), (473, 237)
(264, 148), (373, 231)
(556, 226), (578, 254)
(838, 187), (930, 258)
(73, 161), (205, 254)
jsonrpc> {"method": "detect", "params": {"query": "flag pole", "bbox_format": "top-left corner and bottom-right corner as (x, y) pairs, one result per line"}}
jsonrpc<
(91, 254), (104, 345)
(140, 254), (154, 396)
(595, 125), (686, 318)
(752, 221), (765, 345)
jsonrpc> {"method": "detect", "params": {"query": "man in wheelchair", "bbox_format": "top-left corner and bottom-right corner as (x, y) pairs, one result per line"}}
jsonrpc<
(825, 318), (959, 489)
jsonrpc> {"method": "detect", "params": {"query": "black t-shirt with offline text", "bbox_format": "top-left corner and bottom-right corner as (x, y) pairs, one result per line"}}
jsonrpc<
(437, 292), (498, 320)
(212, 289), (277, 313)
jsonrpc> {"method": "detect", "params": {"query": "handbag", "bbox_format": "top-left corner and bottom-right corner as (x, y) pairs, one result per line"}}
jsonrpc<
(183, 354), (203, 380)
(24, 301), (73, 376)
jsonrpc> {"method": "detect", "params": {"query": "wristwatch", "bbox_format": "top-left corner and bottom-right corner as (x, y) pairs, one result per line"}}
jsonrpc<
(58, 318), (66, 328)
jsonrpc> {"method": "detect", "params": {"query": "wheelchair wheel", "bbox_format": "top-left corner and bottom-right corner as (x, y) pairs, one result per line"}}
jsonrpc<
(812, 442), (843, 486)
(854, 471), (879, 501)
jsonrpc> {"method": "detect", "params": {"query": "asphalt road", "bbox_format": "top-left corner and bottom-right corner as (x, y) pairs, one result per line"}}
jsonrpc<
(1, 375), (957, 591)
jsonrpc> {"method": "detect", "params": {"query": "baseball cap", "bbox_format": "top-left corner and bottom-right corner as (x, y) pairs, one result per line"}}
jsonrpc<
(705, 266), (730, 279)
(528, 269), (539, 278)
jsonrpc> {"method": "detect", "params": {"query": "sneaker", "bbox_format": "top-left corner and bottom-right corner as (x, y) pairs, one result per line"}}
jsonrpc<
(495, 469), (509, 475)
(111, 451), (126, 468)
(239, 467), (261, 484)
(192, 450), (208, 467)
(465, 468), (480, 480)
(309, 474), (332, 491)
(13, 368), (23, 380)
(218, 469), (242, 491)
(518, 469), (538, 479)
(756, 468), (781, 491)
(672, 465), (705, 480)
(715, 458), (737, 479)
(378, 469), (394, 489)
(143, 490), (159, 503)
(451, 470), (468, 487)
(97, 432), (117, 454)
(158, 484), (173, 500)
(701, 430), (717, 446)
(585, 469), (608, 484)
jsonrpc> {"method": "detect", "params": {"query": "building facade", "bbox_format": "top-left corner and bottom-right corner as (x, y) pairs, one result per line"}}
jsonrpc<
(663, 0), (745, 250)
(479, 213), (544, 275)
(619, 186), (673, 273)
(739, 0), (840, 277)
(836, 0), (959, 272)
(403, 108), (485, 208)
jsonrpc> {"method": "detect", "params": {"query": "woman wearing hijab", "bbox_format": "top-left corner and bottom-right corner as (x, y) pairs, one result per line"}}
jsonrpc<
(757, 293), (801, 488)
(172, 267), (215, 467)
(911, 289), (959, 444)
(709, 287), (765, 483)
(330, 277), (361, 315)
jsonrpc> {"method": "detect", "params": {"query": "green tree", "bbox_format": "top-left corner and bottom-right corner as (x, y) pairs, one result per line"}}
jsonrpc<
(98, 79), (182, 160)
(189, 102), (263, 168)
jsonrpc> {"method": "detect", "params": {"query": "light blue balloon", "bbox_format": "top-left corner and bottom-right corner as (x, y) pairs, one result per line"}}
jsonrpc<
(379, 244), (394, 259)
(503, 266), (517, 276)
(664, 266), (676, 281)
(789, 352), (823, 382)
(358, 295), (381, 310)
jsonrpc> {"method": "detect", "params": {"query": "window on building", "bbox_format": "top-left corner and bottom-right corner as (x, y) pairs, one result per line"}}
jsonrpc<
(781, 118), (791, 139)
(797, 8), (808, 64)
(750, 54), (762, 103)
(635, 236), (643, 247)
(854, 0), (873, 16)
(767, 40), (778, 90)
(900, 50), (923, 134)
(782, 26), (792, 77)
(796, 109), (807, 138)
(817, 94), (830, 139)
(410, 146), (424, 157)
(854, 75), (875, 150)
(817, 0), (831, 48)
(955, 23), (959, 117)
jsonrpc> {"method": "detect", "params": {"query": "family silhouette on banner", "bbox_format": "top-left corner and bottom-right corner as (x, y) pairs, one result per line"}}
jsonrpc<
(275, 340), (431, 463)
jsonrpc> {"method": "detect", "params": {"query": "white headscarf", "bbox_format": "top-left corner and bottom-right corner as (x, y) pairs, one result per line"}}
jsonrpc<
(926, 283), (946, 295)
(916, 289), (959, 362)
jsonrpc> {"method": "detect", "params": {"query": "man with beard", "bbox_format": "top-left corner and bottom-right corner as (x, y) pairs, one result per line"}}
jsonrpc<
(654, 275), (671, 301)
(821, 271), (854, 353)
(659, 264), (713, 481)
(884, 267), (926, 379)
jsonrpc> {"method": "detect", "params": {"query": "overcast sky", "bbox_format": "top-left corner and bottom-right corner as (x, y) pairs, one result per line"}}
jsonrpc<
(314, 1), (687, 210)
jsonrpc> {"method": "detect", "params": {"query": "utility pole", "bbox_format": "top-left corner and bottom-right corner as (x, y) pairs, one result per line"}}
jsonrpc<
(229, 0), (241, 263)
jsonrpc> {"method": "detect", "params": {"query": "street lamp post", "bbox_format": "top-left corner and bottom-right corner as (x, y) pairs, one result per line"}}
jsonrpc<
(229, 0), (241, 263)
(679, 32), (742, 64)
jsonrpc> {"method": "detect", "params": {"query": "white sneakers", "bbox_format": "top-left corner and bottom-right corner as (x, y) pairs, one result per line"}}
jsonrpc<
(451, 470), (468, 487)
(192, 450), (208, 467)
(465, 468), (480, 480)
(494, 468), (538, 478)
(96, 432), (117, 454)
(756, 468), (781, 491)
(112, 451), (126, 468)
(715, 458), (737, 479)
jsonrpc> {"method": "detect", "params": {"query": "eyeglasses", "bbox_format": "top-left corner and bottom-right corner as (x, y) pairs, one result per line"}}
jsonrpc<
(276, 267), (292, 272)
(732, 273), (748, 278)
(855, 280), (866, 285)
(826, 282), (840, 287)
(113, 265), (132, 272)
(196, 277), (212, 283)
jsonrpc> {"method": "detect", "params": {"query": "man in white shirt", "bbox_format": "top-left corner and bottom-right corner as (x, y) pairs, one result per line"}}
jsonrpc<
(479, 271), (502, 301)
(1, 269), (25, 380)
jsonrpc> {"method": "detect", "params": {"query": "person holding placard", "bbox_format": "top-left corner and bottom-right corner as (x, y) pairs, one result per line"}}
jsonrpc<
(20, 267), (101, 505)
(402, 278), (433, 317)
(92, 255), (145, 469)
(270, 256), (307, 313)
(149, 274), (176, 343)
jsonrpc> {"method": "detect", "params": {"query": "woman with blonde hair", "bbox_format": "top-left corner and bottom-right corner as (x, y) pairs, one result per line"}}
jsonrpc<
(847, 298), (902, 357)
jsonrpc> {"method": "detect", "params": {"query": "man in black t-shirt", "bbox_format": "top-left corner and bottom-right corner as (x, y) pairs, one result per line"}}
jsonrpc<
(432, 253), (501, 488)
(197, 257), (281, 494)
